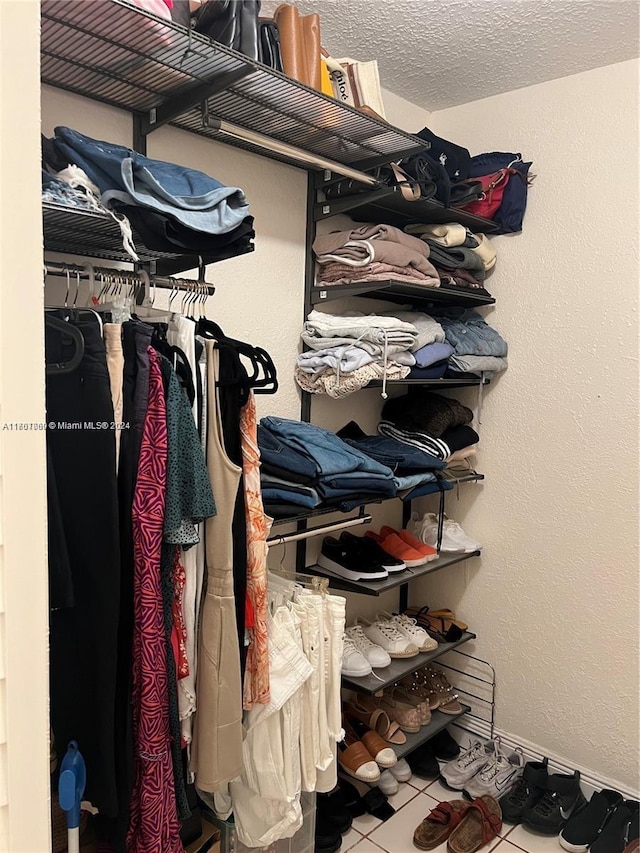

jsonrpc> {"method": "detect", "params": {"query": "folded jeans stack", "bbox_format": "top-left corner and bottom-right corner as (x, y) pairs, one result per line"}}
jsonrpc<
(295, 309), (420, 397)
(436, 308), (508, 377)
(259, 416), (398, 513)
(313, 224), (441, 290)
(42, 126), (255, 263)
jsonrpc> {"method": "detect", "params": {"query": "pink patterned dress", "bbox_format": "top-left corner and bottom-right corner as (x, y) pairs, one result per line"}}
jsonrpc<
(127, 348), (183, 853)
(240, 392), (271, 710)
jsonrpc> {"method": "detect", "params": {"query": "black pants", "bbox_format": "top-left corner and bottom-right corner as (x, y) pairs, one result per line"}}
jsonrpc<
(46, 317), (120, 817)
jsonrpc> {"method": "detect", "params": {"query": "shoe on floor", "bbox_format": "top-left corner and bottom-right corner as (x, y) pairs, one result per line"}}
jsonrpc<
(377, 611), (438, 652)
(407, 742), (440, 780)
(431, 728), (461, 761)
(440, 737), (496, 790)
(376, 769), (399, 796)
(316, 788), (354, 835)
(341, 635), (372, 678)
(366, 529), (428, 567)
(559, 788), (624, 852)
(361, 618), (420, 658)
(318, 536), (388, 582)
(463, 742), (525, 800)
(409, 511), (481, 553)
(388, 757), (412, 782)
(413, 798), (468, 851)
(345, 624), (391, 668)
(314, 819), (343, 853)
(522, 769), (587, 834)
(340, 530), (407, 574)
(590, 799), (639, 853)
(499, 756), (548, 824)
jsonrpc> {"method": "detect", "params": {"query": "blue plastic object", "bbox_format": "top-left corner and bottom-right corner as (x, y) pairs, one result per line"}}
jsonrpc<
(58, 741), (86, 830)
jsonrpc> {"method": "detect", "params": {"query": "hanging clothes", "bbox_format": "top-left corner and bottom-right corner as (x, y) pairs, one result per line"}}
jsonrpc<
(46, 314), (121, 818)
(127, 347), (182, 853)
(240, 391), (271, 710)
(191, 342), (244, 794)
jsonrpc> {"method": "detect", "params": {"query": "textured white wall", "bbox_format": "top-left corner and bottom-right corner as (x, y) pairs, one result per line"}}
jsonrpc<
(418, 59), (640, 790)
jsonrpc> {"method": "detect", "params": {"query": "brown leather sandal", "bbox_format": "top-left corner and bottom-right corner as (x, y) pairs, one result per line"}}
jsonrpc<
(446, 795), (502, 853)
(427, 609), (469, 631)
(348, 696), (406, 745)
(413, 799), (468, 850)
(404, 606), (464, 643)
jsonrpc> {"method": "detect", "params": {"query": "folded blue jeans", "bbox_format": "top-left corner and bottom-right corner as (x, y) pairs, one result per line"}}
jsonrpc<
(258, 424), (319, 483)
(52, 126), (249, 234)
(261, 417), (394, 479)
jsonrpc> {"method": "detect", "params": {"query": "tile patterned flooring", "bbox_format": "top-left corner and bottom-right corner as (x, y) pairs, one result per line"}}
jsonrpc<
(339, 777), (565, 853)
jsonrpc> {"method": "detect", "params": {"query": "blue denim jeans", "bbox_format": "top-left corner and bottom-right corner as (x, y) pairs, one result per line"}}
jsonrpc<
(258, 424), (319, 483)
(52, 127), (249, 235)
(260, 417), (395, 480)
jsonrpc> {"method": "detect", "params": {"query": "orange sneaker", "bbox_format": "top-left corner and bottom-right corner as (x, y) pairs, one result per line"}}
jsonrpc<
(380, 526), (438, 562)
(365, 530), (427, 567)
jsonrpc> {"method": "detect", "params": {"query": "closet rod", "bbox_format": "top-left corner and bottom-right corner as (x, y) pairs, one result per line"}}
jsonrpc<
(43, 260), (215, 295)
(266, 513), (372, 547)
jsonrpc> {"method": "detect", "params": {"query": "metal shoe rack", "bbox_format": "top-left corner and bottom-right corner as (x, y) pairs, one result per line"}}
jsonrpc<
(41, 0), (498, 843)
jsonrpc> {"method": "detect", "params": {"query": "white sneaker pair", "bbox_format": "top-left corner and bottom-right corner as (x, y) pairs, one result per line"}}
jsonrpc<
(409, 512), (482, 553)
(376, 759), (412, 794)
(359, 613), (434, 658)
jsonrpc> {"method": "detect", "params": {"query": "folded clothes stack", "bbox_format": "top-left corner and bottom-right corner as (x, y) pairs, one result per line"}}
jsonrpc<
(379, 391), (480, 466)
(436, 308), (508, 377)
(257, 416), (451, 517)
(405, 222), (496, 294)
(336, 421), (449, 501)
(313, 224), (440, 290)
(42, 126), (255, 263)
(259, 416), (397, 515)
(295, 309), (418, 397)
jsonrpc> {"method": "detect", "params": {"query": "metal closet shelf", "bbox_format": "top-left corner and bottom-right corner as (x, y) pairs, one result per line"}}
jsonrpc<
(41, 0), (425, 170)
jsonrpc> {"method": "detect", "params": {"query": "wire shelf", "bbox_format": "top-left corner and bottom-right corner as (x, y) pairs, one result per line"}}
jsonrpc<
(42, 201), (253, 274)
(41, 0), (426, 169)
(311, 280), (495, 308)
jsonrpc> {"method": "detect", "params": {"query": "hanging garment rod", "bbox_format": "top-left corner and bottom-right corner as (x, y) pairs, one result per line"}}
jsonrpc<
(266, 513), (372, 548)
(202, 113), (380, 187)
(43, 260), (215, 296)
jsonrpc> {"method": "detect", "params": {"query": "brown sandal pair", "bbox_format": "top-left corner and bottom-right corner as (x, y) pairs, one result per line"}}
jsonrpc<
(404, 606), (466, 643)
(413, 795), (502, 852)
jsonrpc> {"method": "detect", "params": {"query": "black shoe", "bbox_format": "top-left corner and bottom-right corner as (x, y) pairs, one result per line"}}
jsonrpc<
(431, 728), (461, 761)
(499, 757), (548, 824)
(590, 799), (639, 853)
(407, 742), (440, 779)
(340, 531), (406, 574)
(559, 789), (623, 851)
(318, 536), (388, 582)
(522, 769), (586, 834)
(314, 819), (343, 853)
(335, 779), (366, 818)
(316, 788), (353, 835)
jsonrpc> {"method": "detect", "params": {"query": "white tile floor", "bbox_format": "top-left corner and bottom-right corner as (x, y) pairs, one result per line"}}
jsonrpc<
(339, 777), (563, 853)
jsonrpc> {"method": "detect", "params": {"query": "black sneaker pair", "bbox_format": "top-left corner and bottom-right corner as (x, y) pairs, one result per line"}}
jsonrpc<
(560, 793), (639, 853)
(500, 757), (587, 834)
(318, 532), (405, 582)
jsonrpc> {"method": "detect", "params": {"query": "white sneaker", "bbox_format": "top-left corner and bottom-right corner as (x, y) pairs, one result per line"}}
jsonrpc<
(376, 770), (399, 795)
(361, 618), (419, 659)
(346, 624), (391, 669)
(377, 611), (438, 652)
(463, 742), (525, 799)
(409, 512), (482, 553)
(341, 635), (372, 677)
(440, 737), (496, 790)
(388, 758), (412, 782)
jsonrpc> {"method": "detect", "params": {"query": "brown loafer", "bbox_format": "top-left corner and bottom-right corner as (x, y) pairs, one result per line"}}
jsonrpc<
(447, 795), (502, 853)
(413, 799), (468, 850)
